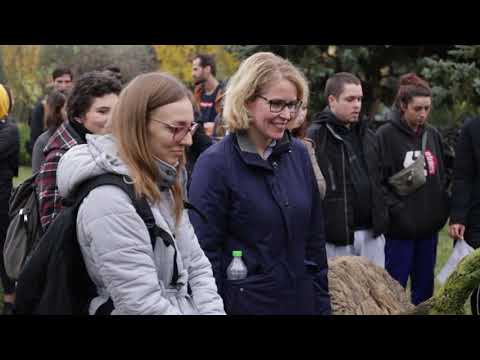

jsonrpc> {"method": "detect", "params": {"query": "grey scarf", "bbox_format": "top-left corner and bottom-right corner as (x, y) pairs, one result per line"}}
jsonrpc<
(155, 158), (178, 191)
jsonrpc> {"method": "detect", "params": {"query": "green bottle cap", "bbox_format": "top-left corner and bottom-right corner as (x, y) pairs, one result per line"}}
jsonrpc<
(232, 250), (243, 257)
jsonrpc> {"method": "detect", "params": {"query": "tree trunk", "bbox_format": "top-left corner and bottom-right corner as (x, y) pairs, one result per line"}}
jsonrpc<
(328, 256), (414, 315)
(402, 247), (480, 315)
(328, 248), (480, 315)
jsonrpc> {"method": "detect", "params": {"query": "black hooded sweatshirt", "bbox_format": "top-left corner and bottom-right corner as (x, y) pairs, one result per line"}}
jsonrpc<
(376, 109), (450, 240)
(450, 117), (480, 248)
(0, 117), (19, 182)
(307, 109), (388, 246)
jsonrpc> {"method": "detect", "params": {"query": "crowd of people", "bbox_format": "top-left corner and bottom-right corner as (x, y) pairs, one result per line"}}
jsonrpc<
(0, 50), (479, 315)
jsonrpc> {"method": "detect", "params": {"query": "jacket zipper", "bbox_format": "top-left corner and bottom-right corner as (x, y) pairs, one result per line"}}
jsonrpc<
(328, 165), (337, 191)
(341, 146), (350, 244)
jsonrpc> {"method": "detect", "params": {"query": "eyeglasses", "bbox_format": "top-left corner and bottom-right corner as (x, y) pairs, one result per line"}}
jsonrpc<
(257, 95), (302, 114)
(151, 119), (199, 142)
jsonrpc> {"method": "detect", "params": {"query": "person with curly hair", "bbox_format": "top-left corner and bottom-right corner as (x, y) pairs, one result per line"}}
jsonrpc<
(35, 71), (122, 232)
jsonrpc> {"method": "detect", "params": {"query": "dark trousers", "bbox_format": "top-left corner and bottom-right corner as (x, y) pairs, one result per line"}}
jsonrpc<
(385, 234), (438, 306)
(0, 182), (15, 295)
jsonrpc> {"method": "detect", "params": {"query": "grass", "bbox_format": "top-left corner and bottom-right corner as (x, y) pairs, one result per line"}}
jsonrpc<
(434, 229), (472, 314)
(13, 166), (33, 187)
(435, 228), (454, 286)
(0, 166), (472, 314)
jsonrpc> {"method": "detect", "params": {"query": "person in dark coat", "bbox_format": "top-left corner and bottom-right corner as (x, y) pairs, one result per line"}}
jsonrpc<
(0, 84), (19, 314)
(31, 90), (67, 173)
(307, 73), (388, 268)
(28, 67), (73, 155)
(189, 52), (331, 315)
(185, 89), (212, 189)
(449, 117), (480, 315)
(376, 73), (450, 305)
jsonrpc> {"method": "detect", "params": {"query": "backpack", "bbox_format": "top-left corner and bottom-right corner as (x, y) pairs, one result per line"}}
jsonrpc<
(3, 173), (43, 280)
(14, 173), (182, 315)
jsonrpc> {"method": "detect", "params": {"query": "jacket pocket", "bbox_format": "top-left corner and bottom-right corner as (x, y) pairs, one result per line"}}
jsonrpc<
(223, 271), (278, 315)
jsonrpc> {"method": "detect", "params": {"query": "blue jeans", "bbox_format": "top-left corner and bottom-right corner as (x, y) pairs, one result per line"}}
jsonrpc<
(385, 234), (438, 305)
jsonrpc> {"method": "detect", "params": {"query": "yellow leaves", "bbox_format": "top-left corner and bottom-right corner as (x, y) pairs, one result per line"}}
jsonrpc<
(151, 45), (239, 85)
(1, 45), (45, 106)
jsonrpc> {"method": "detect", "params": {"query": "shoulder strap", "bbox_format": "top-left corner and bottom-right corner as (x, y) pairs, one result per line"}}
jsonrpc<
(421, 129), (428, 154)
(212, 83), (223, 101)
(71, 174), (156, 249)
(72, 174), (182, 287)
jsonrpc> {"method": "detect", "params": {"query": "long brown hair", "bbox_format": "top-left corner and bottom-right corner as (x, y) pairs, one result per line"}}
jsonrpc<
(110, 72), (189, 225)
(44, 90), (67, 131)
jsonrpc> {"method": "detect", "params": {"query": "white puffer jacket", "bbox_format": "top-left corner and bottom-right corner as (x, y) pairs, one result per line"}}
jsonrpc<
(57, 134), (225, 315)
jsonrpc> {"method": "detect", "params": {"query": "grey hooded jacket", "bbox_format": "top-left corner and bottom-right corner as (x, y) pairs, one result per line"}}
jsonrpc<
(57, 134), (225, 315)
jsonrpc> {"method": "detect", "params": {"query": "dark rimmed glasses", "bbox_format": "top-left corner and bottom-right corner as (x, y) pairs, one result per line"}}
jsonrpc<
(151, 119), (199, 142)
(257, 95), (302, 114)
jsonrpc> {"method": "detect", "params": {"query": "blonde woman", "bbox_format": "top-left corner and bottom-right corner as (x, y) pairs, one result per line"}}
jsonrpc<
(189, 52), (331, 315)
(56, 72), (225, 315)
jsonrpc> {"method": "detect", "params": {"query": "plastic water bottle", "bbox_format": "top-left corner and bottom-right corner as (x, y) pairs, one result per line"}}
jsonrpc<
(226, 250), (248, 280)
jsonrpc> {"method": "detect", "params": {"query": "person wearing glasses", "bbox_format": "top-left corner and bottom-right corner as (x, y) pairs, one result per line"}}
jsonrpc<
(188, 52), (331, 315)
(56, 72), (225, 315)
(307, 72), (388, 268)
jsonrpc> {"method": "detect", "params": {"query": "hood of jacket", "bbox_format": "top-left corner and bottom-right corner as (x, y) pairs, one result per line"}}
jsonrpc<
(57, 133), (180, 199)
(389, 106), (426, 138)
(312, 107), (368, 138)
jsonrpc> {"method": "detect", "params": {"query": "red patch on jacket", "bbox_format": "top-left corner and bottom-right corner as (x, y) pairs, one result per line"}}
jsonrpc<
(425, 150), (437, 175)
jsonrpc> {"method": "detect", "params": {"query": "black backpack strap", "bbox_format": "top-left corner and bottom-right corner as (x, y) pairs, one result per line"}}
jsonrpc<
(153, 226), (179, 286)
(95, 298), (114, 315)
(71, 174), (156, 249)
(72, 174), (181, 290)
(131, 192), (157, 250)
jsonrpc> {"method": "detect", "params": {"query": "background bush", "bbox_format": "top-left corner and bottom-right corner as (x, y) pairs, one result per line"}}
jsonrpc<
(16, 121), (31, 167)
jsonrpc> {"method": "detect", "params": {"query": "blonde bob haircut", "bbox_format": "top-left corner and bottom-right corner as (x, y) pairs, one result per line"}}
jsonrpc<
(223, 52), (309, 133)
(110, 72), (189, 225)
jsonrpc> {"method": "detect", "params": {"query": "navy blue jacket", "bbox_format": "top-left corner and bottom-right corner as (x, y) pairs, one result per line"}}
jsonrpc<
(189, 131), (331, 315)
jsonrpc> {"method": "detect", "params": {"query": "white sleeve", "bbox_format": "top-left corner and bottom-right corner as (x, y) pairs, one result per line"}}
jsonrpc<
(78, 186), (181, 315)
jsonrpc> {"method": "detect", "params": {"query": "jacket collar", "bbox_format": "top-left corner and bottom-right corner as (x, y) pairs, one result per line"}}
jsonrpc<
(233, 130), (292, 170)
(315, 107), (367, 140)
(390, 106), (426, 138)
(155, 158), (178, 191)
